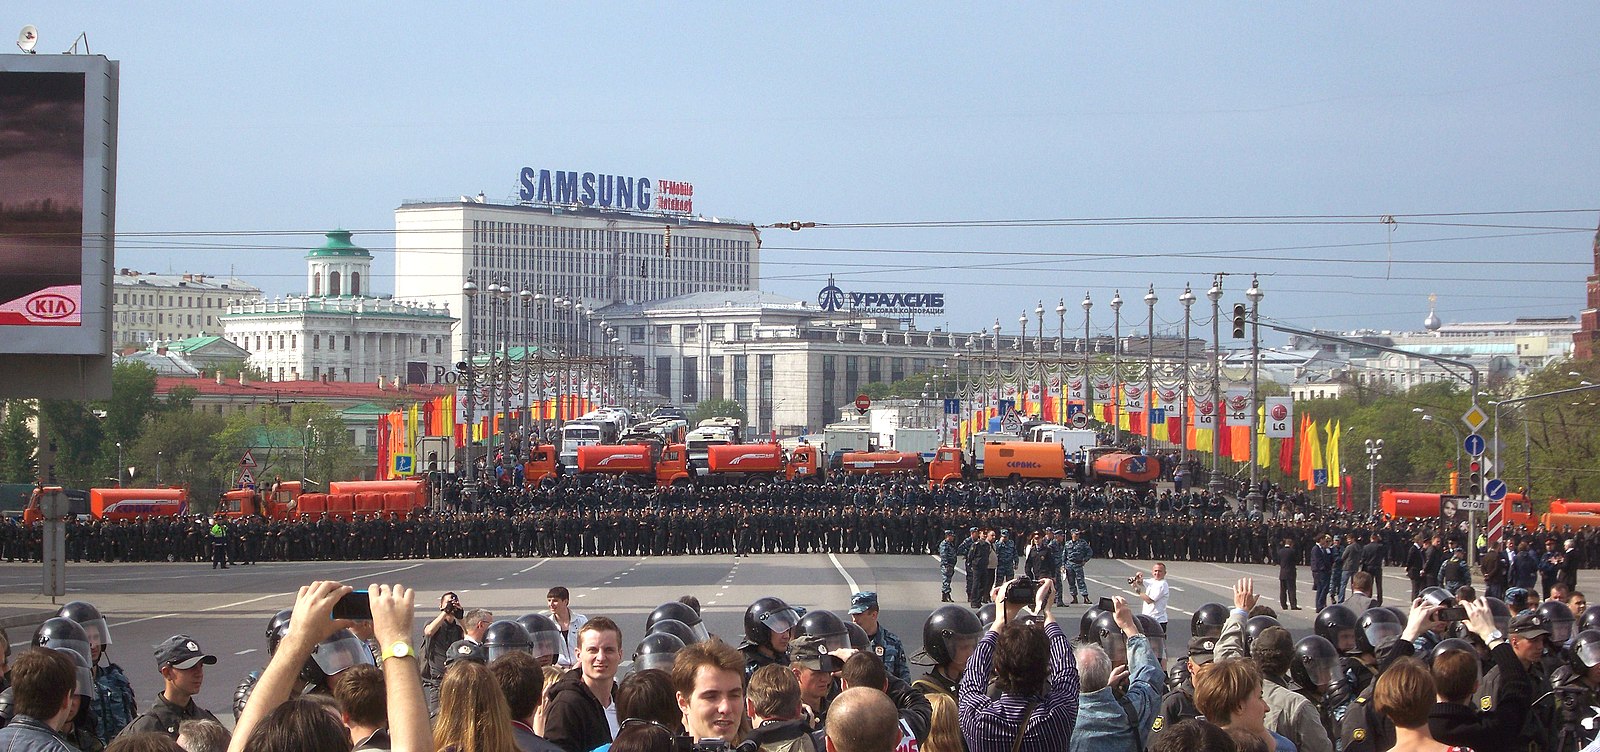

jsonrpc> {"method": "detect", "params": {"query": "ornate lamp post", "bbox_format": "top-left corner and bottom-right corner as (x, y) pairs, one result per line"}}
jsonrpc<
(1206, 275), (1224, 496)
(519, 289), (533, 448)
(1081, 293), (1093, 422)
(1144, 285), (1157, 449)
(1179, 284), (1196, 468)
(462, 280), (479, 483)
(1245, 275), (1264, 513)
(533, 290), (547, 441)
(1110, 290), (1123, 443)
(1364, 439), (1384, 513)
(1018, 313), (1028, 417)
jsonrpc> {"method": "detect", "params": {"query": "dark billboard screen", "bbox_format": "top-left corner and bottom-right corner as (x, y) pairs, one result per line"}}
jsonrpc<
(0, 71), (85, 326)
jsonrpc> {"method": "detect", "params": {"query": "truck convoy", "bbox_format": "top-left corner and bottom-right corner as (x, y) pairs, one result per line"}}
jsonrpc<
(686, 417), (743, 473)
(25, 487), (190, 524)
(218, 479), (430, 520)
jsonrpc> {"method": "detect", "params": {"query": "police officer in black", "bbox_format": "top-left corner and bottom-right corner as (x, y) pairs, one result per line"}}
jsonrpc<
(1148, 635), (1215, 750)
(910, 605), (983, 701)
(740, 596), (800, 680)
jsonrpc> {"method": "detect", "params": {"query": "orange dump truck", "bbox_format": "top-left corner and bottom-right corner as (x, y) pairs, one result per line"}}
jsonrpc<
(1085, 451), (1161, 486)
(218, 481), (304, 520)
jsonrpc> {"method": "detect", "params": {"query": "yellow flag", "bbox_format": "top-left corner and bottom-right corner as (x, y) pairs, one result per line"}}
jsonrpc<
(1326, 420), (1342, 488)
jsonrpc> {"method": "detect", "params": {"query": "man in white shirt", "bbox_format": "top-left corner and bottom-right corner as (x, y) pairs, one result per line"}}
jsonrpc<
(1130, 563), (1170, 634)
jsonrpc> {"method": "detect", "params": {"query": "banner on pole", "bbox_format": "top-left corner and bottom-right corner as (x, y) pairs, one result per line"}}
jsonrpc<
(1264, 397), (1294, 438)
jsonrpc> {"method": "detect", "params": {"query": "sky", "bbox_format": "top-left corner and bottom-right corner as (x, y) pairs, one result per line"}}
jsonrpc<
(7, 4), (1600, 343)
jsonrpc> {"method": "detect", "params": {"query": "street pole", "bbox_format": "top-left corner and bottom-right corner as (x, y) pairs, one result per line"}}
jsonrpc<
(1035, 302), (1045, 418)
(1206, 275), (1224, 496)
(1018, 314), (1029, 418)
(501, 284), (515, 452)
(519, 289), (533, 451)
(485, 282), (500, 462)
(1110, 291), (1123, 444)
(461, 281), (479, 486)
(1081, 293), (1093, 425)
(1365, 439), (1384, 514)
(534, 291), (546, 443)
(1179, 284), (1195, 470)
(1145, 285), (1157, 452)
(1246, 275), (1263, 514)
(1055, 299), (1065, 424)
(991, 319), (1001, 423)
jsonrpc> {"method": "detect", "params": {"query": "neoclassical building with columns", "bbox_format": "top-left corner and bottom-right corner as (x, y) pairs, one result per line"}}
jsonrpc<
(221, 230), (456, 383)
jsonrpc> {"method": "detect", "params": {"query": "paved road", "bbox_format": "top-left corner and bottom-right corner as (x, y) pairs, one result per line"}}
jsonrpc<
(0, 554), (1582, 726)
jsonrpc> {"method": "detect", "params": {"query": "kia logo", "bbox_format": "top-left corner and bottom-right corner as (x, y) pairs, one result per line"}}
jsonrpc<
(26, 294), (75, 319)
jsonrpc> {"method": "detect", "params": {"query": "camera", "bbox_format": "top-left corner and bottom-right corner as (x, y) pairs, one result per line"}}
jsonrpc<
(1005, 578), (1040, 604)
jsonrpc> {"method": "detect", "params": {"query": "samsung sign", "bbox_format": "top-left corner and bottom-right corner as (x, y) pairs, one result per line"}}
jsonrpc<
(818, 278), (944, 315)
(517, 167), (694, 214)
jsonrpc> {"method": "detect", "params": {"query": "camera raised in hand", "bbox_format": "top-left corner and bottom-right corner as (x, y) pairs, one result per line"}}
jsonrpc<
(1005, 578), (1041, 604)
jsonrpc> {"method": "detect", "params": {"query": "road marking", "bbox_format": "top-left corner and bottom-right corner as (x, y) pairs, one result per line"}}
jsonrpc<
(518, 559), (551, 574)
(99, 562), (429, 629)
(828, 553), (861, 593)
(234, 648), (257, 655)
(931, 554), (967, 576)
(496, 577), (505, 581)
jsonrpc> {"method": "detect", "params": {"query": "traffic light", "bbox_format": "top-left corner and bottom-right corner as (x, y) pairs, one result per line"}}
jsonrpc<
(1231, 303), (1247, 339)
(1467, 460), (1483, 497)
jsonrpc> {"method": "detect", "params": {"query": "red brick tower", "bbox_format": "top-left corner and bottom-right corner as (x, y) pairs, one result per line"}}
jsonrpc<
(1576, 219), (1600, 360)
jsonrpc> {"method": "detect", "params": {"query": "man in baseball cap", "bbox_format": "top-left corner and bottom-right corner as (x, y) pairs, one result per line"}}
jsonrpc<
(123, 634), (220, 738)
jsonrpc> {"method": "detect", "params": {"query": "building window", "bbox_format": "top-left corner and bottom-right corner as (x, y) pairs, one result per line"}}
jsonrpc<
(329, 272), (341, 296)
(291, 334), (297, 349)
(709, 356), (724, 401)
(345, 336), (351, 351)
(344, 367), (351, 380)
(681, 357), (698, 404)
(655, 326), (671, 343)
(891, 358), (905, 383)
(736, 323), (753, 340)
(630, 326), (645, 344)
(733, 355), (749, 407)
(351, 272), (361, 296)
(420, 336), (427, 353)
(868, 357), (883, 384)
(435, 338), (443, 354)
(313, 334), (320, 350)
(758, 355), (775, 428)
(683, 325), (699, 343)
(656, 356), (672, 400)
(709, 324), (725, 342)
(845, 356), (860, 398)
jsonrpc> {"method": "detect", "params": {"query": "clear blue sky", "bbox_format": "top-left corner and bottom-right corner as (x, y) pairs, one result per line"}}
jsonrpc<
(10, 4), (1600, 340)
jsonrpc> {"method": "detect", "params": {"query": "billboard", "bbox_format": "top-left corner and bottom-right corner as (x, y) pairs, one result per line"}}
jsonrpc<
(0, 54), (118, 398)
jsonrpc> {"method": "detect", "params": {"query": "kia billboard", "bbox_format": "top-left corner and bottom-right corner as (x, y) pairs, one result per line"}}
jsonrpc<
(0, 54), (117, 356)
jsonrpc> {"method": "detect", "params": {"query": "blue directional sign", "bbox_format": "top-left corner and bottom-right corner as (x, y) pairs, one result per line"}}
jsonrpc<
(1463, 433), (1486, 457)
(1127, 456), (1148, 474)
(1485, 478), (1508, 502)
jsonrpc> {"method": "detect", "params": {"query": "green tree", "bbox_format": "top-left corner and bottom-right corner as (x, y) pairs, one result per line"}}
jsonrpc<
(38, 398), (106, 487)
(128, 409), (227, 502)
(0, 400), (38, 483)
(213, 403), (360, 493)
(208, 359), (267, 380)
(691, 399), (746, 425)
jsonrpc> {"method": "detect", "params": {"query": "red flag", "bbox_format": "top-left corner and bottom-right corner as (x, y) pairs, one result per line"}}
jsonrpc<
(1279, 436), (1293, 475)
(1218, 420), (1232, 458)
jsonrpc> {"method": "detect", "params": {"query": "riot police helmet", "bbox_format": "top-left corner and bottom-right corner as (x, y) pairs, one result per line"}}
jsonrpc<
(1289, 635), (1341, 694)
(744, 596), (801, 647)
(632, 632), (686, 674)
(647, 601), (709, 643)
(33, 618), (92, 664)
(921, 605), (983, 668)
(515, 613), (565, 663)
(1313, 605), (1359, 655)
(798, 609), (853, 654)
(482, 620), (533, 662)
(1537, 600), (1577, 644)
(56, 601), (112, 654)
(1357, 607), (1405, 654)
(1190, 603), (1230, 640)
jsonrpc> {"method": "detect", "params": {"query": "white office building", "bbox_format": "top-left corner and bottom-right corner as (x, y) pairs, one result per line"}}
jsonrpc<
(112, 271), (262, 348)
(221, 231), (456, 383)
(392, 197), (761, 362)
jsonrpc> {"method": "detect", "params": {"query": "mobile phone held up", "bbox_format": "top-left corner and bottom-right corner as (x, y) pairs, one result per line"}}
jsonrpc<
(332, 590), (372, 621)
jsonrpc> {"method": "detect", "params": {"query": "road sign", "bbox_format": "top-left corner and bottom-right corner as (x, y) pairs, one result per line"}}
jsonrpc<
(1072, 412), (1089, 428)
(238, 468), (256, 488)
(943, 399), (961, 415)
(1461, 405), (1488, 433)
(1485, 478), (1508, 501)
(1463, 433), (1485, 457)
(855, 394), (871, 414)
(1001, 414), (1022, 432)
(239, 449), (257, 467)
(1456, 498), (1489, 512)
(393, 454), (414, 475)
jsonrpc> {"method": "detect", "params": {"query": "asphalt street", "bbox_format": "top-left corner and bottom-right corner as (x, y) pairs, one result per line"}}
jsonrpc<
(0, 554), (1585, 727)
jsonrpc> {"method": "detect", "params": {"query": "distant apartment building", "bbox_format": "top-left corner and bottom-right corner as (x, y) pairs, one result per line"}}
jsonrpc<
(112, 270), (262, 348)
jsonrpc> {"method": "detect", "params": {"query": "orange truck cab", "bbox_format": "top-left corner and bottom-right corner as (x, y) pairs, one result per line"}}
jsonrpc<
(980, 442), (1071, 485)
(576, 443), (691, 487)
(523, 444), (559, 485)
(217, 480), (304, 520)
(786, 445), (824, 481)
(927, 446), (974, 486)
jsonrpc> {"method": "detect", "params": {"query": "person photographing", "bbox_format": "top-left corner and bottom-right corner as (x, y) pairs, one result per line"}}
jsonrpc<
(1129, 563), (1170, 634)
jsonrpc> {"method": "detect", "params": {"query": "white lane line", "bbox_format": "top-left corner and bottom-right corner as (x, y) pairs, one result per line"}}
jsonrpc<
(496, 577), (505, 581)
(518, 559), (551, 574)
(931, 554), (968, 576)
(235, 648), (257, 655)
(480, 583), (490, 587)
(828, 553), (861, 593)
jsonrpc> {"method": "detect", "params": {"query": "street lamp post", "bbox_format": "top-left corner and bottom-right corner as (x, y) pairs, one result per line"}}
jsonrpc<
(1206, 275), (1224, 496)
(485, 282), (502, 460)
(1055, 299), (1066, 423)
(1364, 438), (1385, 513)
(1179, 285), (1195, 469)
(1144, 285), (1157, 451)
(461, 280), (479, 484)
(156, 450), (163, 486)
(1110, 291), (1123, 444)
(534, 291), (547, 442)
(1018, 314), (1029, 417)
(1035, 302), (1045, 417)
(1081, 293), (1093, 422)
(1245, 275), (1264, 513)
(991, 319), (1001, 420)
(115, 441), (123, 488)
(520, 289), (533, 450)
(1418, 413), (1463, 492)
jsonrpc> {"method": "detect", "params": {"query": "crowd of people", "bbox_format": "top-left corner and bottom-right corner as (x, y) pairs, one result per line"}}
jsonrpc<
(4, 542), (1600, 752)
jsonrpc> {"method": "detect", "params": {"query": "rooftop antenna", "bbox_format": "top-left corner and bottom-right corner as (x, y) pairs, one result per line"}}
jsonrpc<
(17, 25), (38, 53)
(64, 31), (89, 55)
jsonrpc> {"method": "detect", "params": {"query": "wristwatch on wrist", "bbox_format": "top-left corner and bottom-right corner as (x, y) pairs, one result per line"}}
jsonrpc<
(1486, 629), (1505, 643)
(381, 641), (416, 662)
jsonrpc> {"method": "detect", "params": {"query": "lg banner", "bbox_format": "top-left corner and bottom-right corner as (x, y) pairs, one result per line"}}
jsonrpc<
(1264, 397), (1294, 438)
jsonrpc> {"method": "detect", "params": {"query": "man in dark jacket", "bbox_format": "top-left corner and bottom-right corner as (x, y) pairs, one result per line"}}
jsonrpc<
(1429, 599), (1530, 750)
(1360, 532), (1386, 602)
(543, 617), (621, 752)
(1276, 537), (1300, 611)
(121, 635), (220, 739)
(0, 649), (78, 751)
(1405, 534), (1429, 599)
(1311, 535), (1335, 611)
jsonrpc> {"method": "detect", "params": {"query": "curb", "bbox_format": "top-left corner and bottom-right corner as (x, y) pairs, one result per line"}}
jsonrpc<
(0, 610), (56, 631)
